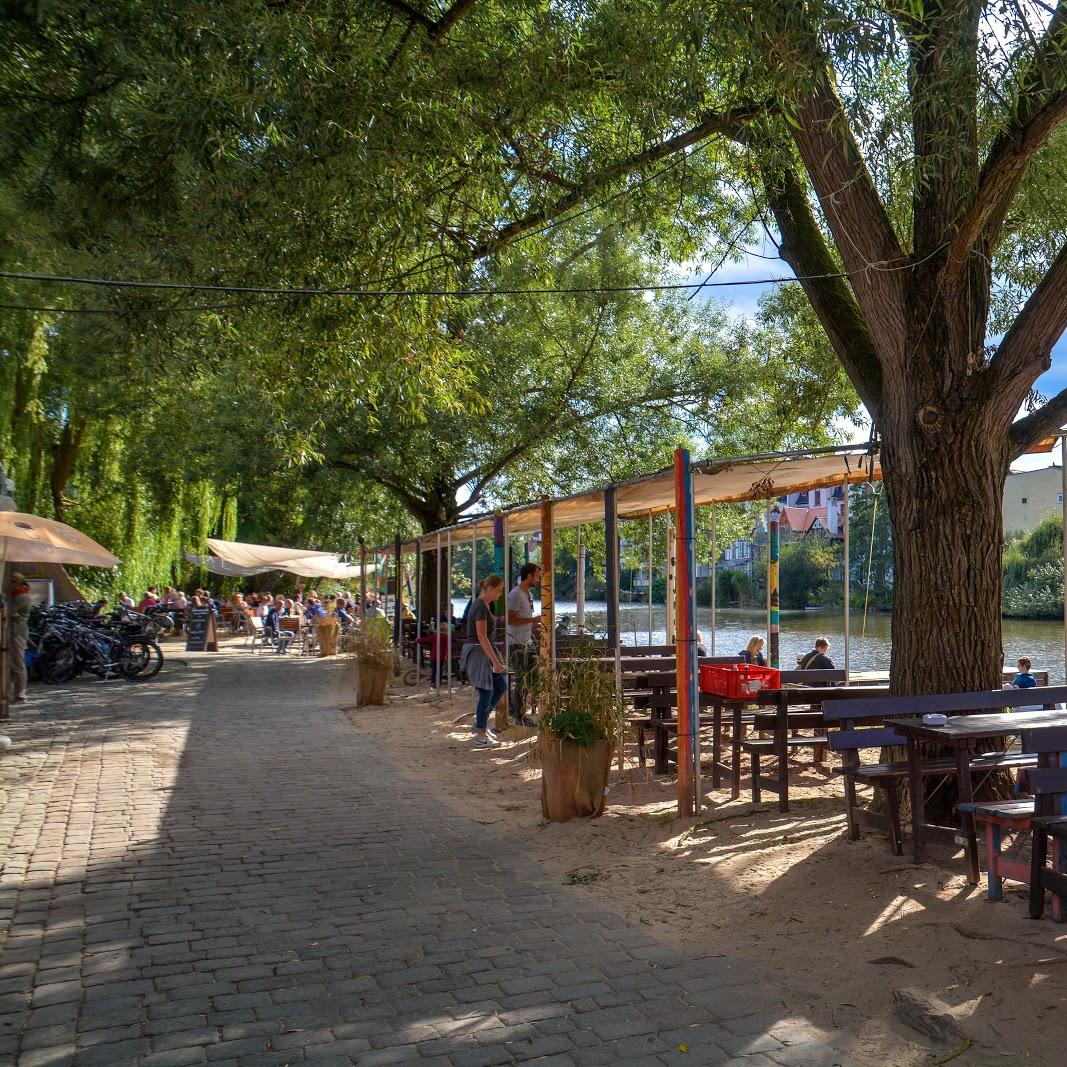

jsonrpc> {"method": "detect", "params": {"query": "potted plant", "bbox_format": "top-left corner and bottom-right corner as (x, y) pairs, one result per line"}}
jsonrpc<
(348, 622), (394, 705)
(537, 640), (624, 822)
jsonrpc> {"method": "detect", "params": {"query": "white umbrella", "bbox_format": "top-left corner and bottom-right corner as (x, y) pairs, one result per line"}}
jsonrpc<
(0, 512), (121, 569)
(1, 513), (120, 719)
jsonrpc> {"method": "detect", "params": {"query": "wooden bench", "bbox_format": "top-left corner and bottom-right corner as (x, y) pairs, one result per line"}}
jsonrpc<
(708, 674), (868, 805)
(1024, 726), (1067, 920)
(823, 687), (1067, 858)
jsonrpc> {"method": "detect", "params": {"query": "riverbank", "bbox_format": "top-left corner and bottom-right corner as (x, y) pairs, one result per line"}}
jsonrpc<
(347, 677), (1067, 1066)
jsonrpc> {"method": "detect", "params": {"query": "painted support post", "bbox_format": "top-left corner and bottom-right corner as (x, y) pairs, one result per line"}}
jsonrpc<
(647, 514), (654, 645)
(413, 538), (422, 685)
(605, 486), (622, 721)
(765, 502), (771, 651)
(605, 488), (620, 650)
(394, 535), (402, 645)
(1062, 436), (1066, 682)
(710, 504), (717, 656)
(434, 532), (441, 698)
(768, 505), (780, 669)
(446, 530), (453, 698)
(495, 513), (508, 733)
(665, 521), (676, 645)
(674, 448), (699, 817)
(471, 526), (478, 604)
(492, 513), (504, 601)
(380, 552), (387, 624)
(843, 477), (851, 681)
(540, 499), (554, 673)
(576, 526), (586, 634)
(358, 538), (367, 622)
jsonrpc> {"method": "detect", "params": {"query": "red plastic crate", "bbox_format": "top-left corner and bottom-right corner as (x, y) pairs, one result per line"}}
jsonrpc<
(699, 664), (781, 699)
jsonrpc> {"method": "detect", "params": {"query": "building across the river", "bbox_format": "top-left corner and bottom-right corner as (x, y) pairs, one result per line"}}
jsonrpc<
(1003, 464), (1064, 535)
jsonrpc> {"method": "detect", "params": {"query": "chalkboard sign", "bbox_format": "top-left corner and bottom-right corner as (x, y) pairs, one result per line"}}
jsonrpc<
(185, 607), (219, 652)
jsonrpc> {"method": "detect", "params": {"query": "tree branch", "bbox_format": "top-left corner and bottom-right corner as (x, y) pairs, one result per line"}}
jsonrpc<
(991, 237), (1067, 399)
(1009, 383), (1067, 456)
(770, 13), (906, 333)
(329, 457), (428, 517)
(469, 104), (764, 260)
(375, 0), (436, 33)
(948, 1), (1067, 269)
(375, 0), (476, 39)
(432, 0), (478, 39)
(759, 154), (885, 418)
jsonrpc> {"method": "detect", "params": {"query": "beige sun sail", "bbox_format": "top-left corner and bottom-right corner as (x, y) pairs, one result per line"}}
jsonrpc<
(204, 538), (371, 580)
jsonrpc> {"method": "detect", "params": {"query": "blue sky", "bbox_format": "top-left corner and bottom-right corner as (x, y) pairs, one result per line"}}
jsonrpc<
(685, 249), (1067, 472)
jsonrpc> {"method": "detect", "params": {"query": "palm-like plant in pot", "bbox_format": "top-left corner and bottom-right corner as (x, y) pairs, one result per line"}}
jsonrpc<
(537, 639), (624, 822)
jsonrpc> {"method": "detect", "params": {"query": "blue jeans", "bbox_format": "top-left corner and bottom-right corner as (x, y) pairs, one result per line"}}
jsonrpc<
(475, 673), (508, 731)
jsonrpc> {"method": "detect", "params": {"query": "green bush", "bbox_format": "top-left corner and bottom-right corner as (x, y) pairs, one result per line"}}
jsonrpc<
(538, 639), (623, 747)
(1003, 515), (1064, 618)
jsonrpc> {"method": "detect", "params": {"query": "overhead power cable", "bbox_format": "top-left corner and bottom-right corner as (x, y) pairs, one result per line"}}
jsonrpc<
(0, 245), (941, 314)
(0, 268), (845, 296)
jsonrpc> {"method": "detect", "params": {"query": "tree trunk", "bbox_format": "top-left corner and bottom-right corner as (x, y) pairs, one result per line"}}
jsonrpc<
(413, 497), (460, 625)
(880, 367), (1014, 823)
(50, 416), (87, 522)
(883, 426), (1009, 695)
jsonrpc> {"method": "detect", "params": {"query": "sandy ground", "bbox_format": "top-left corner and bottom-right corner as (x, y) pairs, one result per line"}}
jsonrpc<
(339, 664), (1067, 1067)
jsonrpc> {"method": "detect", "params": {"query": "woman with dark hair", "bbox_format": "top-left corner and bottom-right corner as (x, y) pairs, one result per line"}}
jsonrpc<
(459, 574), (507, 749)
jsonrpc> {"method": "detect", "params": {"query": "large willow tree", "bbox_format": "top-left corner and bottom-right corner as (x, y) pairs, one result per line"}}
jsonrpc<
(3, 1), (1066, 692)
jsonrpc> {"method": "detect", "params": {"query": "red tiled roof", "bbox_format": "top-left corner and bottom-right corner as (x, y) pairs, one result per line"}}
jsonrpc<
(780, 506), (827, 533)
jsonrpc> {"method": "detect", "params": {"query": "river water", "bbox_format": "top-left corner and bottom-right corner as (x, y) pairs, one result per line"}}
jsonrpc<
(455, 598), (1067, 683)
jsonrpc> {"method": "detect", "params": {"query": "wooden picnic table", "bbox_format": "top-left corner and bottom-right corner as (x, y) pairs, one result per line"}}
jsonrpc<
(747, 685), (891, 811)
(894, 708), (1067, 884)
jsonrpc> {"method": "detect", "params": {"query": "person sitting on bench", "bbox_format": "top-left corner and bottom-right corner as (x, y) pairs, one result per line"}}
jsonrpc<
(1011, 657), (1037, 689)
(740, 635), (766, 666)
(798, 638), (834, 671)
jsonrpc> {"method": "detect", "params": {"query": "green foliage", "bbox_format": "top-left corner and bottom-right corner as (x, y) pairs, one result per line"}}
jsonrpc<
(779, 536), (841, 610)
(847, 485), (894, 611)
(347, 620), (395, 669)
(714, 568), (756, 608)
(538, 640), (624, 747)
(1003, 515), (1065, 619)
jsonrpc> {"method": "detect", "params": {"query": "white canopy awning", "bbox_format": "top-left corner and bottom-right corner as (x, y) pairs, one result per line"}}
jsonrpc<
(395, 443), (882, 552)
(203, 538), (373, 580)
(385, 436), (1059, 553)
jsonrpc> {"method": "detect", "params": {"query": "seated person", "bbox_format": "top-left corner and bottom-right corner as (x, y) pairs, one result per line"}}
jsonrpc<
(1011, 657), (1037, 689)
(304, 596), (326, 621)
(799, 638), (835, 670)
(740, 635), (766, 666)
(265, 596), (288, 634)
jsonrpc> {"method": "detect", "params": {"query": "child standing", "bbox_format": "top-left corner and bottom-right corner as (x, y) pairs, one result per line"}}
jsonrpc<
(416, 622), (450, 685)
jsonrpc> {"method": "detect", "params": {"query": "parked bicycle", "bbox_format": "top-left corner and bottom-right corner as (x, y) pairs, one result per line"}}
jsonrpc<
(27, 602), (164, 684)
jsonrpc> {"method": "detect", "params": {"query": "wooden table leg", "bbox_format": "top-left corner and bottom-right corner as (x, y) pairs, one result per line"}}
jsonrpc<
(731, 704), (742, 800)
(955, 742), (980, 885)
(908, 737), (925, 865)
(775, 694), (789, 813)
(654, 710), (669, 775)
(711, 702), (722, 788)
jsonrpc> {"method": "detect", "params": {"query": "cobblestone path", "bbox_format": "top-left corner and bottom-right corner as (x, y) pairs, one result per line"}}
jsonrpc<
(0, 651), (857, 1066)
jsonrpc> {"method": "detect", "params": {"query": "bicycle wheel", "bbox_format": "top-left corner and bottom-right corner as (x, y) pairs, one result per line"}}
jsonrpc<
(44, 646), (81, 683)
(121, 641), (163, 680)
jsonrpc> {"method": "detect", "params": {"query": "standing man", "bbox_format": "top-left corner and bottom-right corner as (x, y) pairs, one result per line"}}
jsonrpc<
(507, 563), (543, 725)
(8, 571), (32, 703)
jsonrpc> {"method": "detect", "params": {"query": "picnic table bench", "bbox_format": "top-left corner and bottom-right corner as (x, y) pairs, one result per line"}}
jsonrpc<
(706, 671), (852, 801)
(822, 686), (1067, 879)
(743, 682), (889, 811)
